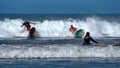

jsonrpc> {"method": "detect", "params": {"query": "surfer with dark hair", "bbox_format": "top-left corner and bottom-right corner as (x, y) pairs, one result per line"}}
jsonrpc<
(83, 32), (99, 45)
(29, 27), (36, 39)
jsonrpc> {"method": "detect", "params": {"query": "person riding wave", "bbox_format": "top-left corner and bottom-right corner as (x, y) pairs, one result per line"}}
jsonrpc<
(21, 20), (36, 31)
(69, 25), (77, 33)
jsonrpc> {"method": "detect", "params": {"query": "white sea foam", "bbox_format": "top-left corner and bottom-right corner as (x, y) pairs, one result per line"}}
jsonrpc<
(0, 44), (120, 59)
(0, 17), (120, 38)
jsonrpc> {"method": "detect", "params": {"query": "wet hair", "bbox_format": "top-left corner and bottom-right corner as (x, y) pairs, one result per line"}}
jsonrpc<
(71, 25), (73, 27)
(85, 32), (90, 36)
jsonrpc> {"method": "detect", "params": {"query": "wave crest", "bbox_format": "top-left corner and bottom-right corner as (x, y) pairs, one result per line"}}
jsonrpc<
(0, 17), (120, 38)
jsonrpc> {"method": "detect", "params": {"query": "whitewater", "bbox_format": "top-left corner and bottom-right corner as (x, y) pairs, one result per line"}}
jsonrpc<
(0, 44), (120, 59)
(0, 14), (120, 68)
(0, 37), (119, 59)
(0, 17), (120, 38)
(0, 15), (120, 59)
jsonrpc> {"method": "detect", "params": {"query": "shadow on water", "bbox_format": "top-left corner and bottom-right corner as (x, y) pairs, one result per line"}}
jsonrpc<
(0, 37), (83, 45)
(0, 37), (120, 46)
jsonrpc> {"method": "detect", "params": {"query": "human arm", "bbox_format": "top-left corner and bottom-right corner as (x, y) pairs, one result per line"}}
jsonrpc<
(30, 22), (36, 24)
(90, 37), (99, 44)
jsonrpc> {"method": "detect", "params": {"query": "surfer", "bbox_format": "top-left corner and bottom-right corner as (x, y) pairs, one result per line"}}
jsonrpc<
(69, 25), (77, 33)
(21, 20), (36, 31)
(29, 27), (36, 39)
(83, 32), (99, 45)
(69, 25), (85, 38)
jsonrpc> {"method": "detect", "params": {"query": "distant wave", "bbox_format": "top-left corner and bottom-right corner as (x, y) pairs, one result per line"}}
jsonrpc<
(0, 17), (120, 38)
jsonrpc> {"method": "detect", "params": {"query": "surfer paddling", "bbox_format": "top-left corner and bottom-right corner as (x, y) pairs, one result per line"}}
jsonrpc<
(83, 32), (99, 45)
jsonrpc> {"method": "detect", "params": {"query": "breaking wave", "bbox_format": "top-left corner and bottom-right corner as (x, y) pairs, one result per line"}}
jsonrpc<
(0, 17), (120, 38)
(0, 44), (119, 59)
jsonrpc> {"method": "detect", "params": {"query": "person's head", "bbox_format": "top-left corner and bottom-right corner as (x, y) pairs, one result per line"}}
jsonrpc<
(85, 32), (90, 37)
(70, 25), (73, 28)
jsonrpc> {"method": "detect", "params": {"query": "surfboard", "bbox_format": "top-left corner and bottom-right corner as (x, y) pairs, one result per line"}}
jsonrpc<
(75, 29), (84, 38)
(29, 27), (36, 39)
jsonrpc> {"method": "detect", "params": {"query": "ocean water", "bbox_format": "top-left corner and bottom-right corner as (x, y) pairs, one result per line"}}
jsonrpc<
(0, 14), (120, 68)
